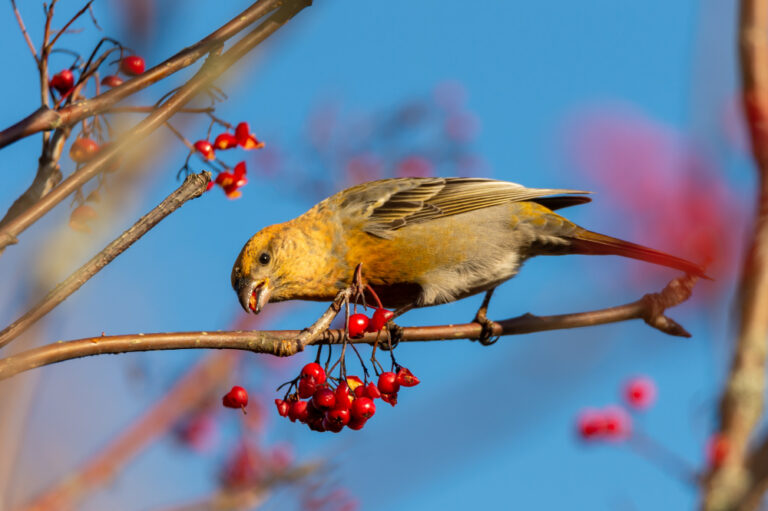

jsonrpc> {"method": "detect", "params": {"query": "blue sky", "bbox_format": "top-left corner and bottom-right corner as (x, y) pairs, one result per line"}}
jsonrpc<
(0, 1), (751, 510)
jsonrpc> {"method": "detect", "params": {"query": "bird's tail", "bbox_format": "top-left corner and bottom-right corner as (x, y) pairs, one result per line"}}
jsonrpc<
(568, 228), (709, 278)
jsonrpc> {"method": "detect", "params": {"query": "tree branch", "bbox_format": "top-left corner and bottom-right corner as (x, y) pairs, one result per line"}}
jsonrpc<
(0, 0), (311, 255)
(0, 0), (283, 149)
(703, 0), (768, 509)
(10, 0), (39, 64)
(0, 274), (699, 382)
(0, 171), (211, 350)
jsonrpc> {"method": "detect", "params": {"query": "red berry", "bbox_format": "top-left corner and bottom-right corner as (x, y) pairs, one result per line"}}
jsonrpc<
(298, 375), (317, 399)
(100, 75), (123, 87)
(380, 392), (398, 407)
(576, 409), (604, 440)
(348, 314), (369, 338)
(289, 399), (310, 423)
(120, 55), (146, 75)
(322, 415), (344, 433)
(234, 122), (264, 150)
(377, 372), (400, 394)
(69, 138), (100, 163)
(325, 408), (351, 427)
(301, 362), (326, 385)
(364, 382), (382, 399)
(623, 376), (657, 410)
(214, 132), (238, 150)
(334, 383), (352, 409)
(350, 397), (376, 420)
(311, 387), (335, 411)
(602, 406), (631, 440)
(194, 140), (215, 160)
(368, 308), (394, 332)
(707, 433), (729, 468)
(347, 417), (368, 430)
(222, 386), (249, 409)
(50, 69), (74, 94)
(307, 415), (326, 432)
(396, 367), (420, 387)
(274, 399), (289, 417)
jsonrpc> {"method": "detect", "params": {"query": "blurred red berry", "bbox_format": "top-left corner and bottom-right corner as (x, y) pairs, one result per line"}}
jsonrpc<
(377, 372), (400, 394)
(235, 122), (265, 150)
(174, 413), (217, 452)
(120, 55), (146, 75)
(395, 155), (433, 178)
(312, 387), (336, 411)
(69, 204), (99, 233)
(576, 409), (605, 440)
(396, 367), (420, 387)
(69, 137), (100, 163)
(351, 397), (376, 420)
(214, 132), (238, 150)
(624, 376), (657, 410)
(274, 398), (290, 417)
(368, 308), (394, 332)
(298, 375), (317, 399)
(602, 406), (631, 440)
(301, 362), (327, 385)
(222, 385), (249, 410)
(100, 75), (123, 87)
(212, 162), (247, 199)
(194, 140), (215, 160)
(348, 313), (369, 338)
(50, 69), (74, 94)
(322, 415), (345, 433)
(707, 433), (729, 468)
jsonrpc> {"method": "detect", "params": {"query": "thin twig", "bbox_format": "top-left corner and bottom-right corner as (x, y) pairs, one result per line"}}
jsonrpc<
(10, 0), (39, 63)
(0, 172), (211, 350)
(0, 0), (311, 256)
(0, 274), (699, 382)
(0, 0), (285, 149)
(46, 0), (95, 50)
(703, 1), (768, 509)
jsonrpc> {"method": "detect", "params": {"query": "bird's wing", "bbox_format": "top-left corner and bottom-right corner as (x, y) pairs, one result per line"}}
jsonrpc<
(341, 178), (591, 239)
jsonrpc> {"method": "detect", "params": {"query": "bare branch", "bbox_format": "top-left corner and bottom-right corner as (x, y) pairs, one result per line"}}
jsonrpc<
(703, 0), (768, 509)
(0, 0), (285, 149)
(0, 274), (699, 382)
(45, 0), (95, 50)
(0, 0), (311, 256)
(10, 0), (39, 63)
(107, 106), (215, 114)
(0, 171), (211, 350)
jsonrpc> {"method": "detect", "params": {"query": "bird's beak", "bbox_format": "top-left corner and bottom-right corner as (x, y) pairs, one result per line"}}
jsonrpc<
(236, 277), (271, 314)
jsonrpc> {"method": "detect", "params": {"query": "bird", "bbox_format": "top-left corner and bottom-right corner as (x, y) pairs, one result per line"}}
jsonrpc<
(231, 177), (705, 316)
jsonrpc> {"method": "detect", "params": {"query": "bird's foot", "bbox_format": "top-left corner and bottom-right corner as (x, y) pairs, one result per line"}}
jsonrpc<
(380, 321), (403, 351)
(472, 289), (499, 346)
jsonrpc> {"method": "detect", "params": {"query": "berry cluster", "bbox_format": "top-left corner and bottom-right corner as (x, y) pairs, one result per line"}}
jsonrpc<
(195, 122), (264, 199)
(274, 362), (419, 432)
(576, 376), (656, 442)
(50, 55), (145, 100)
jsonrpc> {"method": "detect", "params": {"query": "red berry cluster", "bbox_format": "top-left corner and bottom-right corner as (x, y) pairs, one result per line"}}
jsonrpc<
(347, 307), (394, 338)
(195, 122), (264, 199)
(576, 376), (657, 442)
(274, 362), (419, 432)
(51, 55), (145, 99)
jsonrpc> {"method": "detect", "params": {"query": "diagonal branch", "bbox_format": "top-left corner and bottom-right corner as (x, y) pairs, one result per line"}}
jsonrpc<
(0, 274), (699, 382)
(0, 171), (211, 350)
(0, 0), (311, 256)
(0, 0), (284, 149)
(703, 0), (768, 509)
(10, 0), (39, 64)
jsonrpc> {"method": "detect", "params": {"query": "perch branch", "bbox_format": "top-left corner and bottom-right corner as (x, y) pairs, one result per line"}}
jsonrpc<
(0, 274), (699, 382)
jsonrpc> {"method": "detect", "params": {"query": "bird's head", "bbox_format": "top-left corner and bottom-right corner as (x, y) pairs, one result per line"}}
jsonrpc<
(231, 224), (288, 314)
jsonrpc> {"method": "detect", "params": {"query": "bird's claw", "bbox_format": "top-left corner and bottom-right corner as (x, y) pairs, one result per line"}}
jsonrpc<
(472, 288), (498, 346)
(380, 321), (403, 351)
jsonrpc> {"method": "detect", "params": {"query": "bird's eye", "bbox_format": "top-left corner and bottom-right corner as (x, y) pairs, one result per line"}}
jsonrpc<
(259, 252), (271, 265)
